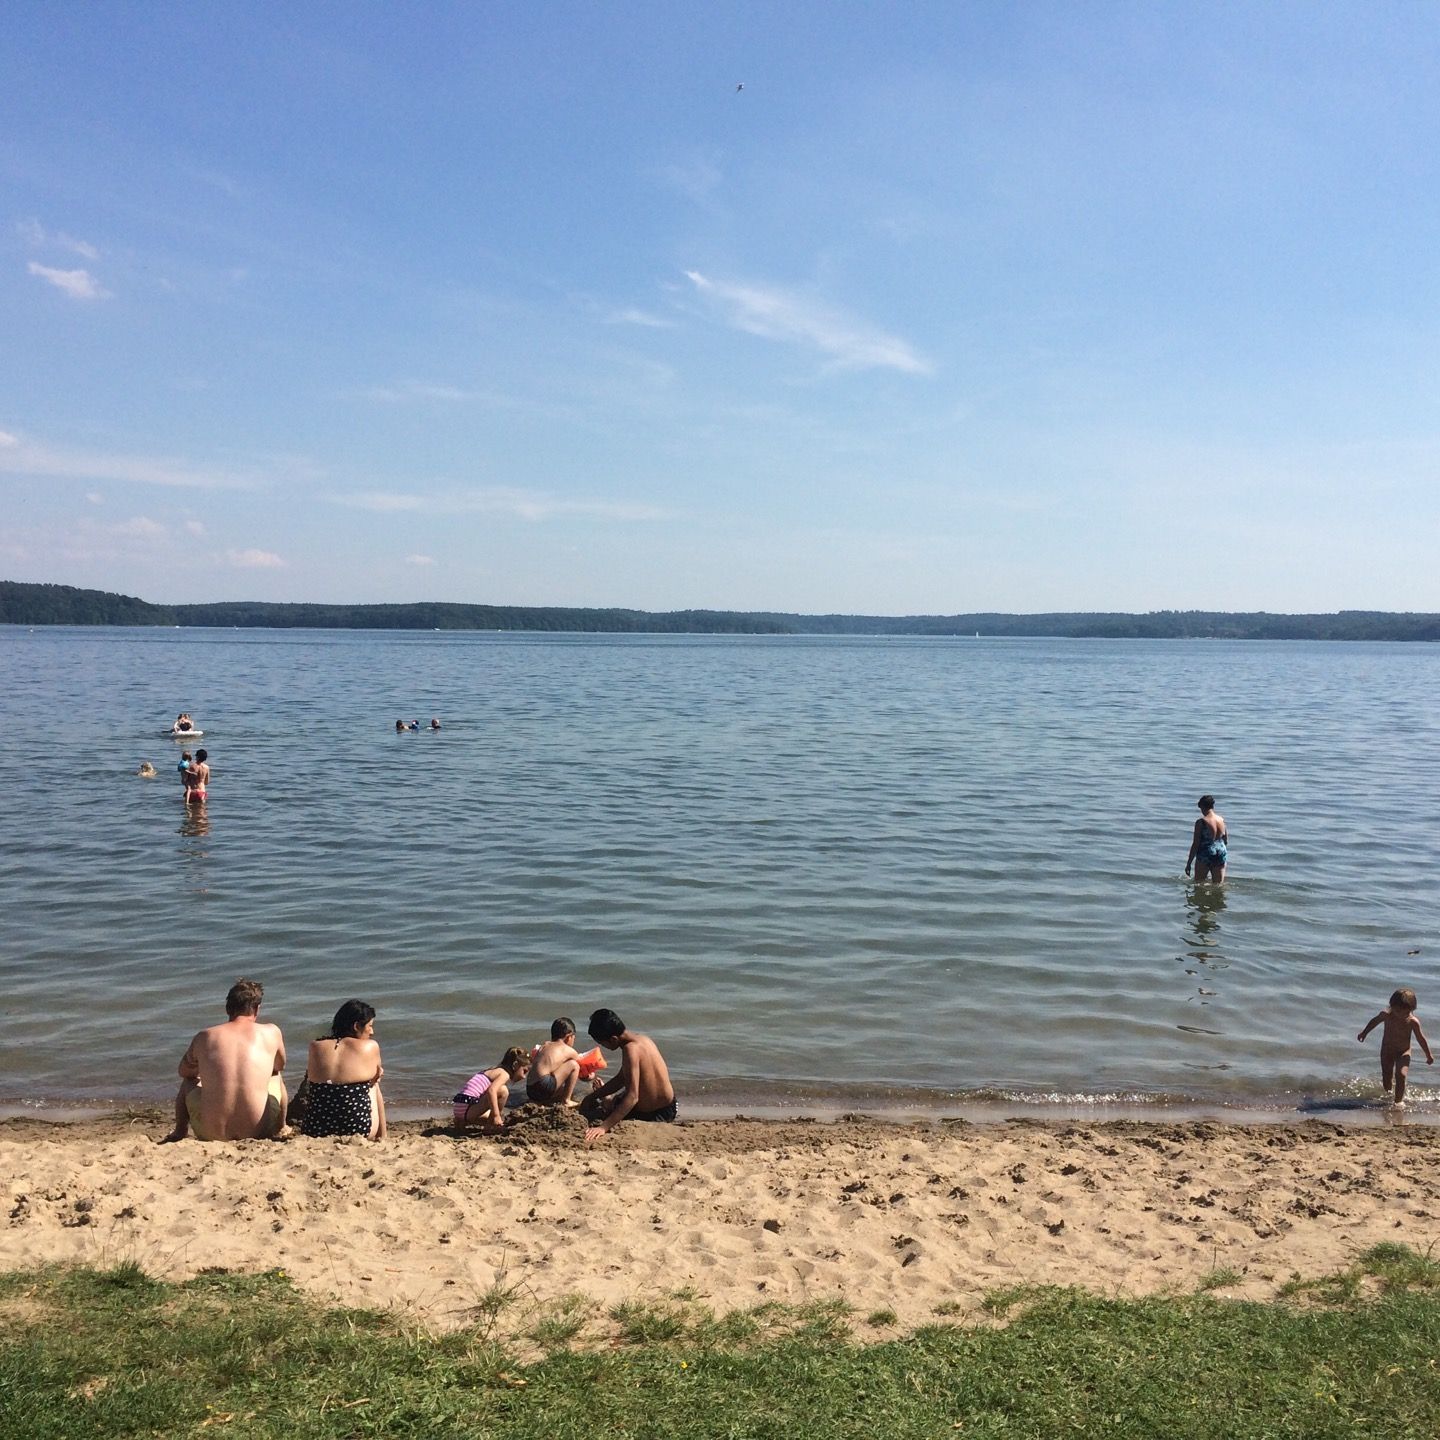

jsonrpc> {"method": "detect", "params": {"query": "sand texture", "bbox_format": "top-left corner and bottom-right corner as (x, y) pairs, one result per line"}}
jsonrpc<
(4, 1111), (1438, 1330)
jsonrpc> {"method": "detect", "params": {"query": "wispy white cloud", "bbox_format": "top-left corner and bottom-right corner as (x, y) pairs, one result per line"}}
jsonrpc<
(113, 516), (167, 538)
(58, 233), (99, 260)
(0, 431), (266, 491)
(86, 490), (104, 505)
(606, 306), (676, 329)
(654, 155), (723, 202)
(404, 553), (435, 566)
(228, 548), (284, 569)
(188, 166), (248, 199)
(183, 519), (206, 536)
(0, 430), (17, 448)
(684, 270), (932, 375)
(17, 219), (100, 259)
(357, 380), (517, 406)
(27, 262), (109, 301)
(332, 486), (671, 522)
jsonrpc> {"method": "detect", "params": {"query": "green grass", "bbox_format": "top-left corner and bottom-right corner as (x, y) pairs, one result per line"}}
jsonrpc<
(1198, 1266), (1244, 1292)
(4, 1252), (1440, 1438)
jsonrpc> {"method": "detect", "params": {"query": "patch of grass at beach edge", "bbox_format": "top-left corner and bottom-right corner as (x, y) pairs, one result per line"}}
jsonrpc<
(3, 1254), (1440, 1438)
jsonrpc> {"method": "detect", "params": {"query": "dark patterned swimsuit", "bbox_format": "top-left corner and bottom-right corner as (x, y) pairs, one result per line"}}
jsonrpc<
(301, 1080), (374, 1137)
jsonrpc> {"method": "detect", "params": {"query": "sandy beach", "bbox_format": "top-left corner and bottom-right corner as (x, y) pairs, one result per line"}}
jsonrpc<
(4, 1111), (1437, 1333)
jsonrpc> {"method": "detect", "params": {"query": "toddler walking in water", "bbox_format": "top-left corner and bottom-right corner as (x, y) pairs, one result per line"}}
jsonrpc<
(453, 1047), (529, 1130)
(1358, 988), (1433, 1107)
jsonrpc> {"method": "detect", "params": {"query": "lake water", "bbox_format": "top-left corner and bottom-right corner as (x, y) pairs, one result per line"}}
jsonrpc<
(1, 627), (1437, 1117)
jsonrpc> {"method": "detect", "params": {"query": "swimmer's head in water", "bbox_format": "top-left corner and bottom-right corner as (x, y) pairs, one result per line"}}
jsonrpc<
(588, 1008), (625, 1045)
(1198, 794), (1216, 812)
(138, 762), (156, 777)
(330, 998), (376, 1039)
(226, 978), (264, 1018)
(1391, 988), (1418, 1013)
(500, 1045), (530, 1077)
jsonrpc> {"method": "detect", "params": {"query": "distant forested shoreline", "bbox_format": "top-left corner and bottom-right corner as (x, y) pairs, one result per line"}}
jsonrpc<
(3, 580), (1439, 640)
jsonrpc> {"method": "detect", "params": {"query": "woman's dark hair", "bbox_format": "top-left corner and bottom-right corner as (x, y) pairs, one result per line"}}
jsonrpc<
(330, 999), (376, 1039)
(1197, 795), (1216, 812)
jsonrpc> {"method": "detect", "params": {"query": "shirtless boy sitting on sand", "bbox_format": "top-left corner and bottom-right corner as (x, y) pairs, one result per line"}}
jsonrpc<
(579, 1008), (676, 1145)
(527, 1017), (585, 1108)
(163, 978), (288, 1141)
(1358, 987), (1434, 1107)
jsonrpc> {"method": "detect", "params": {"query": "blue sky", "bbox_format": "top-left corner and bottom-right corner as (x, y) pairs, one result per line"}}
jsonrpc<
(3, 2), (1438, 612)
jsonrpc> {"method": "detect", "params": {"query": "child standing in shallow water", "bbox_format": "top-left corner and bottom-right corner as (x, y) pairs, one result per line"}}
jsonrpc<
(1358, 988), (1433, 1106)
(453, 1047), (529, 1130)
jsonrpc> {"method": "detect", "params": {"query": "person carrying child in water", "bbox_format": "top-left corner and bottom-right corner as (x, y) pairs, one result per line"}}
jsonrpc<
(580, 1008), (676, 1145)
(1185, 794), (1228, 883)
(1358, 988), (1433, 1107)
(182, 748), (210, 804)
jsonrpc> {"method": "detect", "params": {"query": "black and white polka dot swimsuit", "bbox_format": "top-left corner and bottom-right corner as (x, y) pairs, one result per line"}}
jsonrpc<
(301, 1081), (373, 1137)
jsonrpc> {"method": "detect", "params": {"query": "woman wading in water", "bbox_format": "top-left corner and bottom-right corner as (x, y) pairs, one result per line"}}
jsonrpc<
(1185, 794), (1228, 883)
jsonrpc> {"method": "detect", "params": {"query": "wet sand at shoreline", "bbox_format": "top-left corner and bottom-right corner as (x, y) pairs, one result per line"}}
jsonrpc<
(5, 1111), (1437, 1333)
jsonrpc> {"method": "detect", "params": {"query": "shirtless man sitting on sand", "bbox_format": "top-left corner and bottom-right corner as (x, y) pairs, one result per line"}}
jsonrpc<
(579, 1008), (676, 1145)
(162, 978), (288, 1142)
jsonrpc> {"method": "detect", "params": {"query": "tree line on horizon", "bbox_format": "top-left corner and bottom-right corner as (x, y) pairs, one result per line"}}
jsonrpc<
(3, 579), (1439, 641)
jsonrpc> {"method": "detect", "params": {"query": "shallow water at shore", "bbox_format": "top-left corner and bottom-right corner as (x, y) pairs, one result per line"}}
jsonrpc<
(2, 627), (1437, 1111)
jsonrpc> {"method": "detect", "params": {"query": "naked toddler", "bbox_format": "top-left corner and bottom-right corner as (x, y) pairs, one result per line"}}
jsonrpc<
(1357, 988), (1433, 1106)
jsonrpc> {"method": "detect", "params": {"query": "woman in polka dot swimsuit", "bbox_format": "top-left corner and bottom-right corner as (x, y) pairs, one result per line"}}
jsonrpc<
(300, 1000), (387, 1140)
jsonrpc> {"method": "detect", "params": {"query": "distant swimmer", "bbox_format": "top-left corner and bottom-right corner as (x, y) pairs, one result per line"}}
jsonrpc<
(183, 748), (210, 804)
(138, 762), (157, 778)
(429, 717), (442, 731)
(1185, 794), (1228, 883)
(395, 719), (407, 732)
(173, 712), (196, 734)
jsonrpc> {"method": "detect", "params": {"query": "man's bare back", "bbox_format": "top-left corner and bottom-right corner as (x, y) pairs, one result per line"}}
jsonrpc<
(618, 1032), (673, 1112)
(164, 981), (286, 1142)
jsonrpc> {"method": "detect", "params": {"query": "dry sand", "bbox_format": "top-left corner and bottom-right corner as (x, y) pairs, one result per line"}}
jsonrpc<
(4, 1109), (1438, 1332)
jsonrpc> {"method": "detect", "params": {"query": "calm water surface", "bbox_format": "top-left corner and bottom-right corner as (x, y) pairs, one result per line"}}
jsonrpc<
(2, 628), (1437, 1115)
